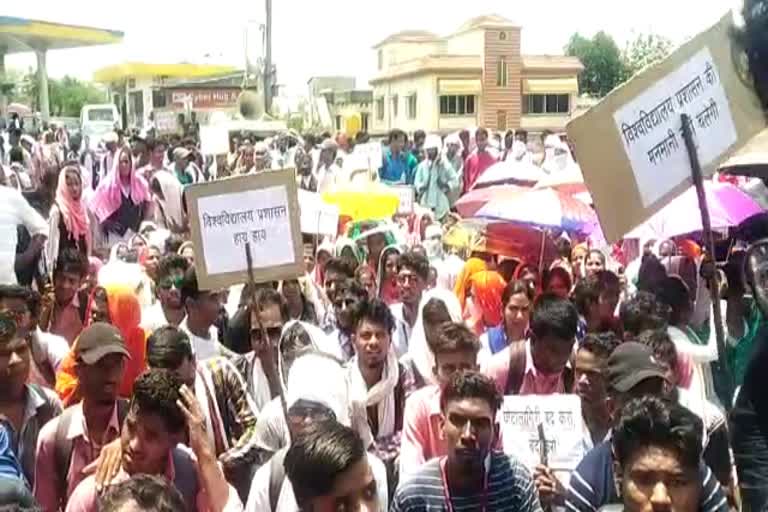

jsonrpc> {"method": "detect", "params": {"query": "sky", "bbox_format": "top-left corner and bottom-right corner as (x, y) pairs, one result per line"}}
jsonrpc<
(3, 0), (742, 100)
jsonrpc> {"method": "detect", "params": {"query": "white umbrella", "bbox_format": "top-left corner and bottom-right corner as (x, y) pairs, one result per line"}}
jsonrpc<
(472, 160), (546, 189)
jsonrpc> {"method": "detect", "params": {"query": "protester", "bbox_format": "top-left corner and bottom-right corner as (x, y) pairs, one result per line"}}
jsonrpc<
(390, 251), (430, 356)
(64, 369), (243, 511)
(320, 257), (355, 331)
(584, 249), (606, 278)
(479, 279), (534, 362)
(141, 254), (189, 332)
(485, 294), (578, 395)
(462, 127), (497, 193)
(0, 174), (47, 284)
(413, 135), (459, 221)
(376, 245), (401, 305)
(47, 164), (91, 264)
(35, 323), (129, 510)
(0, 422), (36, 507)
(380, 129), (417, 184)
(280, 278), (318, 324)
(148, 168), (185, 233)
(179, 267), (233, 361)
(465, 270), (506, 336)
(328, 279), (368, 361)
(454, 257), (487, 314)
(573, 270), (622, 338)
(98, 474), (186, 512)
(542, 266), (572, 299)
(393, 371), (540, 512)
(316, 139), (341, 194)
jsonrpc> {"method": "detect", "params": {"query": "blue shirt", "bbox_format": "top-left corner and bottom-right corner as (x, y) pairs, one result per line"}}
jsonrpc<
(380, 149), (417, 184)
(0, 423), (26, 484)
(565, 441), (728, 512)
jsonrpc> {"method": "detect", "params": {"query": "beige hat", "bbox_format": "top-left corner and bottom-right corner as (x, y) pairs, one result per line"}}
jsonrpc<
(173, 147), (191, 160)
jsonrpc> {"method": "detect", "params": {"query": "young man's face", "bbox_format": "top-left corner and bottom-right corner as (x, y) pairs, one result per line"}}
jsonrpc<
(156, 269), (185, 310)
(621, 446), (699, 512)
(531, 335), (573, 376)
(354, 319), (391, 370)
(0, 297), (32, 338)
(0, 335), (31, 400)
(121, 408), (177, 476)
(476, 131), (488, 152)
(433, 351), (478, 387)
(250, 303), (285, 352)
(77, 354), (125, 405)
(307, 456), (378, 512)
(334, 292), (362, 333)
(441, 398), (496, 473)
(574, 348), (607, 406)
(54, 270), (83, 306)
(397, 266), (425, 306)
(189, 290), (224, 327)
(390, 136), (404, 153)
(324, 270), (346, 305)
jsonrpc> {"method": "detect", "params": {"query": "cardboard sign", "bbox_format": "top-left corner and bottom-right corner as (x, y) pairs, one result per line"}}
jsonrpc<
(186, 169), (303, 289)
(393, 185), (415, 215)
(567, 14), (766, 242)
(200, 126), (230, 156)
(500, 394), (584, 473)
(355, 142), (384, 174)
(299, 189), (340, 236)
(154, 110), (180, 135)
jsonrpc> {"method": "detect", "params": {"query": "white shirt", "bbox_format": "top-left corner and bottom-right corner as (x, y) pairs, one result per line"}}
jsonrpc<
(178, 317), (226, 361)
(141, 302), (173, 333)
(315, 163), (341, 194)
(0, 186), (47, 284)
(388, 303), (412, 357)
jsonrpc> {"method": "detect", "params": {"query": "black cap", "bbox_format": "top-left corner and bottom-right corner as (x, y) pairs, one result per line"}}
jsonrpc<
(74, 322), (131, 365)
(606, 342), (667, 393)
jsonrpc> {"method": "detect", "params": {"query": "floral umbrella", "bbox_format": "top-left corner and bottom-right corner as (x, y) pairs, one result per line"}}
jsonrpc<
(455, 185), (597, 233)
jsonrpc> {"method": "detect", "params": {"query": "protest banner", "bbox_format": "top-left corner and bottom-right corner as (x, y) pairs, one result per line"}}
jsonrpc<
(355, 142), (384, 174)
(500, 394), (584, 474)
(185, 169), (303, 289)
(567, 13), (766, 242)
(298, 189), (340, 236)
(393, 185), (415, 215)
(154, 110), (180, 136)
(199, 125), (230, 155)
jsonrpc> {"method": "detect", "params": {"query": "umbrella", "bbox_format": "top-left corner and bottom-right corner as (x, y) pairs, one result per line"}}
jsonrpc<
(534, 164), (587, 194)
(444, 219), (557, 264)
(719, 128), (768, 179)
(322, 182), (400, 221)
(6, 103), (31, 116)
(456, 185), (597, 233)
(472, 161), (546, 189)
(625, 181), (762, 240)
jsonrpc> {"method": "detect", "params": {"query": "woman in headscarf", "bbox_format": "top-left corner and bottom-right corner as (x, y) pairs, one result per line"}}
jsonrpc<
(54, 283), (148, 406)
(571, 242), (589, 283)
(405, 288), (463, 387)
(335, 236), (360, 270)
(466, 270), (507, 336)
(90, 146), (151, 247)
(454, 257), (487, 314)
(407, 208), (435, 247)
(514, 262), (541, 297)
(478, 279), (534, 365)
(149, 169), (185, 233)
(280, 278), (318, 324)
(177, 241), (195, 267)
(377, 245), (402, 305)
(311, 240), (335, 287)
(46, 164), (91, 265)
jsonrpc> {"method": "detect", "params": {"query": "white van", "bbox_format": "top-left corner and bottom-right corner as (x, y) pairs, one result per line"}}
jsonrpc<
(80, 104), (119, 128)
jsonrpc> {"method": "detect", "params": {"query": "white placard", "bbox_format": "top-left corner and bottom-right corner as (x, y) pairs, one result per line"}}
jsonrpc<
(200, 126), (230, 156)
(299, 189), (340, 236)
(613, 47), (737, 208)
(196, 186), (295, 275)
(500, 394), (584, 472)
(355, 142), (384, 173)
(393, 185), (415, 215)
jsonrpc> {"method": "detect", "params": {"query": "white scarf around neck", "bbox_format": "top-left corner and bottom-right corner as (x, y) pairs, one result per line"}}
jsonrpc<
(349, 347), (400, 441)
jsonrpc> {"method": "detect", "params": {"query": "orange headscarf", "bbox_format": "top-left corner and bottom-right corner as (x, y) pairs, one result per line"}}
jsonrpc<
(55, 283), (148, 406)
(454, 257), (488, 310)
(467, 271), (507, 333)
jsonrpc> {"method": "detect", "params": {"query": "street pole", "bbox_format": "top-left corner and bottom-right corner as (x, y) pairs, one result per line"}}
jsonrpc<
(36, 49), (50, 122)
(264, 0), (273, 115)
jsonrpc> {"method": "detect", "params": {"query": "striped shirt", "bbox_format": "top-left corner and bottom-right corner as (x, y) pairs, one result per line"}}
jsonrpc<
(392, 451), (541, 512)
(565, 441), (728, 512)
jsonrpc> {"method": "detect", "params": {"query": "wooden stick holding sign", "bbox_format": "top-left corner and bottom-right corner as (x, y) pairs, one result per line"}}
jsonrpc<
(680, 113), (733, 406)
(245, 242), (292, 441)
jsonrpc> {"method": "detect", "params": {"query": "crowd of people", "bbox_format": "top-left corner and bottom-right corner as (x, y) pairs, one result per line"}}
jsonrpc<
(0, 106), (764, 512)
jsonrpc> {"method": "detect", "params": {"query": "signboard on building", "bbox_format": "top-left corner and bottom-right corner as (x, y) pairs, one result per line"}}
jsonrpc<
(169, 88), (241, 109)
(186, 170), (304, 289)
(567, 14), (766, 242)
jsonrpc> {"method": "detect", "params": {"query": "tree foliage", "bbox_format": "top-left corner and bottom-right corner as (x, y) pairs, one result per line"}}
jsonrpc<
(623, 33), (673, 77)
(565, 31), (626, 98)
(10, 70), (106, 117)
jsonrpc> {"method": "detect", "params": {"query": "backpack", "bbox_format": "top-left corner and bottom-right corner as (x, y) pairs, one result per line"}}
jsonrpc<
(504, 341), (574, 395)
(268, 448), (289, 512)
(53, 399), (129, 506)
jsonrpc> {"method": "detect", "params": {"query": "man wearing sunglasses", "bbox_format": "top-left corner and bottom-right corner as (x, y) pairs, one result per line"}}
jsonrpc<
(328, 279), (369, 362)
(390, 251), (430, 356)
(141, 255), (189, 333)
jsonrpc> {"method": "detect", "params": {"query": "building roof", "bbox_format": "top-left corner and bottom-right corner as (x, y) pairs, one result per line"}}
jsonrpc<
(370, 54), (482, 84)
(453, 14), (519, 35)
(162, 71), (251, 89)
(373, 30), (442, 49)
(0, 16), (123, 53)
(522, 55), (584, 72)
(93, 62), (237, 83)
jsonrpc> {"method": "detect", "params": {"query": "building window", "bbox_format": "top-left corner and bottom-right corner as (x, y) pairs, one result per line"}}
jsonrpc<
(439, 95), (476, 116)
(391, 95), (399, 118)
(522, 94), (570, 114)
(335, 115), (342, 131)
(151, 90), (167, 109)
(407, 94), (417, 119)
(361, 112), (370, 132)
(496, 58), (508, 87)
(376, 97), (384, 120)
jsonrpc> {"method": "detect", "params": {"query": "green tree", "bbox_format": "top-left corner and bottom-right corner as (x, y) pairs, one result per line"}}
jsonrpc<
(20, 72), (105, 117)
(623, 33), (673, 77)
(565, 31), (627, 97)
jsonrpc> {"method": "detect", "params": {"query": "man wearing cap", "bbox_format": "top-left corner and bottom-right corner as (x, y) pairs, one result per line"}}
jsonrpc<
(172, 147), (195, 186)
(34, 322), (130, 511)
(564, 342), (727, 512)
(413, 134), (459, 221)
(316, 139), (341, 194)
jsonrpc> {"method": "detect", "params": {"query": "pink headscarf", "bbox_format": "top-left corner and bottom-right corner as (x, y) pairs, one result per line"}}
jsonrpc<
(90, 147), (150, 223)
(56, 165), (92, 249)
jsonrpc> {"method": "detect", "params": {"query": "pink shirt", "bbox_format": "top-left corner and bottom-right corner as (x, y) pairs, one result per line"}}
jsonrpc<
(463, 150), (497, 193)
(34, 402), (122, 512)
(484, 340), (566, 395)
(64, 451), (243, 512)
(399, 385), (443, 479)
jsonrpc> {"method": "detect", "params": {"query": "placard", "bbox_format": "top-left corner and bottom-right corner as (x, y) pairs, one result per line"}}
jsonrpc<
(186, 169), (303, 290)
(500, 394), (584, 473)
(154, 110), (180, 135)
(393, 185), (415, 215)
(299, 189), (340, 236)
(355, 142), (384, 174)
(200, 126), (230, 156)
(567, 13), (766, 242)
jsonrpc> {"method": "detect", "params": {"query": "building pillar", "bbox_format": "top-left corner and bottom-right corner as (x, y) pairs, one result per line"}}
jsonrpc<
(36, 49), (50, 121)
